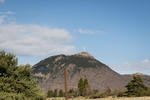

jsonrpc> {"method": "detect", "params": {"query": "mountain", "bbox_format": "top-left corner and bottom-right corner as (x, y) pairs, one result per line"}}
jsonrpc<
(32, 52), (150, 92)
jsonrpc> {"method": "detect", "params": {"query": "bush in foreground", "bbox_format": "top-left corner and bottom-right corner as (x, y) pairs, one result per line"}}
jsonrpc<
(89, 87), (112, 99)
(0, 51), (46, 100)
(125, 75), (150, 97)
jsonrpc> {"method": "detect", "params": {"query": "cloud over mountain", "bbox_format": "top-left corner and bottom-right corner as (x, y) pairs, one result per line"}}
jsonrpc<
(113, 59), (150, 75)
(0, 11), (76, 56)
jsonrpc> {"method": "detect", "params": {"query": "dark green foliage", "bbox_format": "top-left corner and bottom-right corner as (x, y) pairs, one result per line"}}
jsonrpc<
(89, 86), (112, 99)
(53, 89), (58, 97)
(58, 89), (64, 97)
(47, 90), (54, 97)
(78, 78), (84, 96)
(77, 78), (91, 96)
(47, 89), (78, 98)
(0, 51), (17, 77)
(47, 89), (65, 97)
(116, 91), (127, 97)
(90, 77), (150, 99)
(89, 93), (107, 99)
(89, 94), (100, 99)
(125, 75), (150, 97)
(111, 75), (150, 98)
(0, 51), (46, 100)
(89, 91), (111, 99)
(68, 89), (78, 97)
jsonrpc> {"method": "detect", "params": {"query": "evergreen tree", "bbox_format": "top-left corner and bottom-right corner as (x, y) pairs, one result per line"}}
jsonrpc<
(68, 89), (77, 97)
(83, 78), (91, 96)
(0, 51), (46, 100)
(68, 89), (74, 95)
(58, 89), (64, 97)
(78, 78), (84, 96)
(126, 75), (149, 97)
(47, 90), (54, 97)
(78, 78), (91, 96)
(53, 89), (58, 97)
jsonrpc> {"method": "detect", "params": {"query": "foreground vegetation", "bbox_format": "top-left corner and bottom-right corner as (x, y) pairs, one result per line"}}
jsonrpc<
(47, 75), (150, 99)
(0, 51), (46, 100)
(1, 50), (150, 100)
(47, 96), (150, 100)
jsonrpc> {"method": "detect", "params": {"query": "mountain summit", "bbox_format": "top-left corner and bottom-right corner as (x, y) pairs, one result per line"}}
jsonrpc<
(32, 52), (150, 92)
(73, 52), (94, 58)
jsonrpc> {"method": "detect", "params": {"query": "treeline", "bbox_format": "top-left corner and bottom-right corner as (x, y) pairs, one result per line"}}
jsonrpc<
(1, 50), (150, 99)
(47, 89), (78, 98)
(90, 75), (150, 99)
(47, 75), (150, 98)
(0, 51), (46, 100)
(47, 78), (99, 98)
(47, 89), (65, 97)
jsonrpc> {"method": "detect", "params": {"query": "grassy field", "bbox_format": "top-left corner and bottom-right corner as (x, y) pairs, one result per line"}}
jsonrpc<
(47, 96), (150, 100)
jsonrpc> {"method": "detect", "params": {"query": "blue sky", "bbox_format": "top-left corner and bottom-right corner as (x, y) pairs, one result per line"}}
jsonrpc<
(0, 0), (150, 75)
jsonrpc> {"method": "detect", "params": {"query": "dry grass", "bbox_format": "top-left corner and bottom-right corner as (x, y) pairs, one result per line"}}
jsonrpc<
(47, 96), (150, 100)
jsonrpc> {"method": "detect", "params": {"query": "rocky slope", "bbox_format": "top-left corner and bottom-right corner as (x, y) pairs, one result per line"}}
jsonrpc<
(32, 52), (150, 92)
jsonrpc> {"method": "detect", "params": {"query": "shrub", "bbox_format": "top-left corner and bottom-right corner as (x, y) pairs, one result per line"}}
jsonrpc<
(125, 75), (150, 97)
(0, 51), (46, 100)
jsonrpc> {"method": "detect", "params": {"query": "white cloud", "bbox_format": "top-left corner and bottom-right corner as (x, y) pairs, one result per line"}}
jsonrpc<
(0, 24), (76, 56)
(142, 58), (149, 63)
(0, 11), (76, 56)
(112, 59), (150, 75)
(0, 0), (4, 3)
(6, 11), (16, 15)
(77, 29), (104, 34)
(0, 11), (16, 24)
(0, 15), (7, 24)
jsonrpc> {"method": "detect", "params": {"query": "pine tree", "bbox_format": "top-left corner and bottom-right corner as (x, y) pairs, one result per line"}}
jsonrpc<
(78, 78), (84, 96)
(0, 51), (46, 100)
(78, 78), (91, 96)
(83, 78), (91, 96)
(58, 89), (64, 97)
(47, 90), (54, 97)
(126, 75), (149, 97)
(53, 89), (58, 97)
